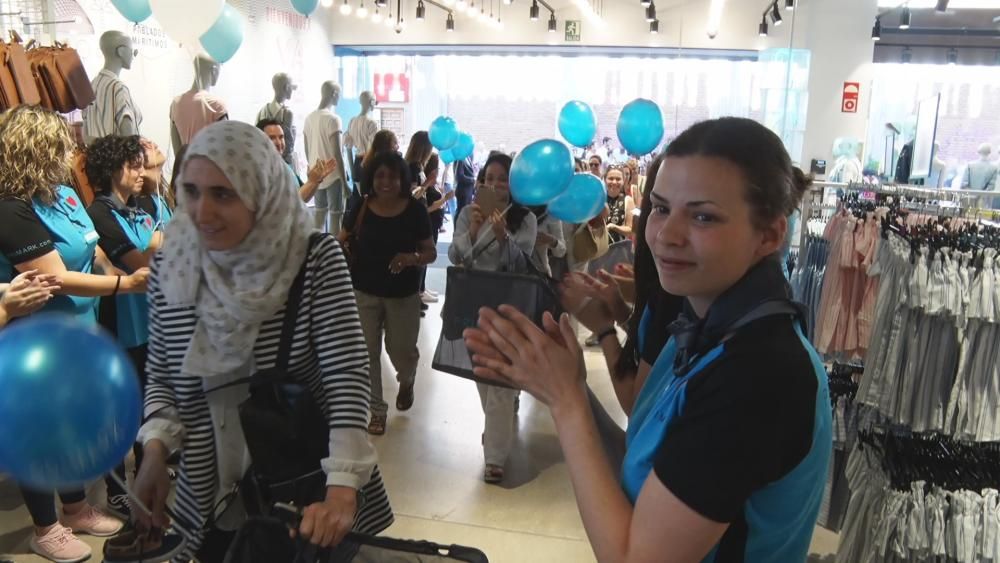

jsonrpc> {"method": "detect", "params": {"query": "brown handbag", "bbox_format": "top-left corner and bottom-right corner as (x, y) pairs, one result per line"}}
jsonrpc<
(26, 40), (94, 113)
(0, 31), (41, 110)
(342, 198), (369, 267)
(572, 222), (610, 264)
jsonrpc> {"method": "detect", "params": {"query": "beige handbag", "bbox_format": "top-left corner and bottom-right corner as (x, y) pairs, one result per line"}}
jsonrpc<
(572, 222), (610, 264)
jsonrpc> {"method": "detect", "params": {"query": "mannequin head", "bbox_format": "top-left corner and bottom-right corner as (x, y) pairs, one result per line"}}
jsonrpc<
(320, 81), (341, 108)
(272, 73), (295, 103)
(193, 54), (221, 90)
(359, 91), (376, 113)
(99, 31), (136, 72)
(978, 143), (993, 161)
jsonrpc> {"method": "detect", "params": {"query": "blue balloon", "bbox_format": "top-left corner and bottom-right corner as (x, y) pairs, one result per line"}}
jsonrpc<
(290, 0), (320, 16)
(558, 101), (597, 148)
(451, 131), (475, 161)
(111, 0), (152, 23)
(199, 4), (245, 64)
(548, 173), (608, 223)
(616, 98), (664, 156)
(0, 315), (141, 489)
(429, 116), (459, 151)
(439, 148), (455, 165)
(510, 139), (574, 206)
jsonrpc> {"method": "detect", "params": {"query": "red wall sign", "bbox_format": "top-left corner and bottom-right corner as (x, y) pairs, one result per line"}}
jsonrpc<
(374, 73), (410, 104)
(842, 82), (860, 113)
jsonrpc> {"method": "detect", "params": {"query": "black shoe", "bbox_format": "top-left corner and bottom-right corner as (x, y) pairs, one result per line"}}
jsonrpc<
(396, 382), (415, 411)
(106, 493), (132, 522)
(103, 526), (187, 563)
(420, 302), (429, 311)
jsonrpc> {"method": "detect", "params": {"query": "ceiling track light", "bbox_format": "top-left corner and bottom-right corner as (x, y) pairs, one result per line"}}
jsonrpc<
(640, 0), (651, 7)
(871, 17), (881, 41)
(770, 2), (782, 26)
(446, 11), (455, 30)
(340, 0), (352, 14)
(784, 0), (793, 10)
(645, 1), (655, 22)
(548, 11), (556, 32)
(416, 0), (425, 20)
(356, 0), (368, 18)
(758, 16), (767, 37)
(649, 18), (658, 34)
(899, 7), (910, 30)
(529, 0), (539, 20)
(935, 0), (949, 13)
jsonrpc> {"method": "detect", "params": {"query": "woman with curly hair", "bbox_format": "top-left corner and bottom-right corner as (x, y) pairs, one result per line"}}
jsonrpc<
(0, 106), (149, 562)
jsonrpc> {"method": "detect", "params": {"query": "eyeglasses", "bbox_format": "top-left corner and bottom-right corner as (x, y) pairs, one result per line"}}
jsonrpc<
(589, 163), (600, 168)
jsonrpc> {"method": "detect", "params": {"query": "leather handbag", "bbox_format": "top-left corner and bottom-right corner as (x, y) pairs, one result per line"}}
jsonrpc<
(0, 31), (41, 110)
(26, 41), (94, 113)
(342, 198), (368, 268)
(572, 222), (610, 264)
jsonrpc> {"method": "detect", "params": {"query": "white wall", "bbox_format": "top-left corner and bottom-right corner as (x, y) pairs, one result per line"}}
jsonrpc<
(57, 0), (339, 171)
(323, 0), (793, 52)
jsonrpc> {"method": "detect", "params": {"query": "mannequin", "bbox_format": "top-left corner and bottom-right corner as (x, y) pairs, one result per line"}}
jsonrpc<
(169, 54), (228, 150)
(828, 137), (863, 184)
(256, 73), (296, 166)
(962, 143), (998, 191)
(345, 90), (379, 191)
(303, 81), (348, 233)
(82, 31), (142, 142)
(929, 142), (947, 188)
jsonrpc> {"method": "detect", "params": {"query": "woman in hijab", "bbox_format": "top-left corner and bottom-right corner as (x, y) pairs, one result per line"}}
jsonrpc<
(131, 121), (393, 561)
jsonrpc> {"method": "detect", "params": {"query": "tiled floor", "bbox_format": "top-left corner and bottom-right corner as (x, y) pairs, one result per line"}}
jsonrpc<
(0, 221), (842, 562)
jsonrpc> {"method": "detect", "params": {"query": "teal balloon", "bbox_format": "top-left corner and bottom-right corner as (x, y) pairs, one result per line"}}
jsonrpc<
(290, 0), (320, 16)
(616, 98), (664, 155)
(510, 139), (574, 206)
(0, 315), (141, 490)
(451, 132), (475, 161)
(548, 173), (608, 223)
(429, 116), (459, 151)
(111, 0), (152, 23)
(440, 148), (456, 165)
(199, 4), (245, 64)
(558, 101), (597, 148)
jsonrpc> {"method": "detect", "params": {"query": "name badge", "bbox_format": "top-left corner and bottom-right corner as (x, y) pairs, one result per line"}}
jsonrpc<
(84, 231), (100, 243)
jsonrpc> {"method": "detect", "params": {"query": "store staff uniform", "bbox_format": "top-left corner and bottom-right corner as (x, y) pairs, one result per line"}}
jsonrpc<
(0, 185), (100, 322)
(623, 258), (833, 562)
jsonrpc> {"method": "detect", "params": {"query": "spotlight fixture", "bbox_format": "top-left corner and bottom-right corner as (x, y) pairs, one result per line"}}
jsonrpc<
(649, 19), (658, 34)
(548, 11), (556, 32)
(758, 16), (767, 37)
(947, 48), (958, 65)
(899, 7), (910, 30)
(935, 0), (949, 13)
(784, 0), (793, 10)
(901, 47), (912, 64)
(467, 1), (478, 15)
(446, 11), (455, 30)
(503, 0), (512, 4)
(321, 0), (334, 7)
(375, 0), (387, 6)
(645, 2), (655, 22)
(770, 2), (782, 26)
(871, 17), (881, 41)
(640, 0), (651, 7)
(529, 0), (539, 20)
(416, 0), (425, 20)
(372, 8), (383, 22)
(479, 8), (488, 21)
(356, 1), (368, 18)
(340, 0), (352, 14)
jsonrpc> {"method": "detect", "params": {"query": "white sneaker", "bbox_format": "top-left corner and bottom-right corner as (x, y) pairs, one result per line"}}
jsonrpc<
(29, 524), (91, 563)
(420, 292), (439, 304)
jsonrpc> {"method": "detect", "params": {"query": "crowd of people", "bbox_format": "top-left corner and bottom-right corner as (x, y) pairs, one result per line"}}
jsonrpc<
(0, 103), (832, 563)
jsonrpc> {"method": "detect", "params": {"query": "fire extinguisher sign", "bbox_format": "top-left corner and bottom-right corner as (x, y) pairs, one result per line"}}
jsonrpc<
(842, 82), (860, 113)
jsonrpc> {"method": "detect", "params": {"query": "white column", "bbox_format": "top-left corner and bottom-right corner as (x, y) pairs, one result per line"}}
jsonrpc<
(799, 0), (878, 170)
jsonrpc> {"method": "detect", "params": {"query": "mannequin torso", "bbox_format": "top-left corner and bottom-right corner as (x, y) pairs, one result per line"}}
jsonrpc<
(82, 31), (141, 143)
(170, 55), (228, 149)
(257, 73), (296, 166)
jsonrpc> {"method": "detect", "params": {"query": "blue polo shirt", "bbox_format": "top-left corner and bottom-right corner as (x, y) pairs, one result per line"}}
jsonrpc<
(622, 261), (832, 562)
(0, 185), (99, 323)
(89, 194), (166, 349)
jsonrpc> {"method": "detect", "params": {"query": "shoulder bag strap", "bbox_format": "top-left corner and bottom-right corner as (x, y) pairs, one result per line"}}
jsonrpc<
(273, 232), (323, 368)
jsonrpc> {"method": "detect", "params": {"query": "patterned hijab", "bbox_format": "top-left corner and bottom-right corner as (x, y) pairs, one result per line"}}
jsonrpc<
(158, 120), (315, 377)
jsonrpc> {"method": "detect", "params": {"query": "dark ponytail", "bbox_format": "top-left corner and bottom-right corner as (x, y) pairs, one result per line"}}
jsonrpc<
(790, 166), (812, 213)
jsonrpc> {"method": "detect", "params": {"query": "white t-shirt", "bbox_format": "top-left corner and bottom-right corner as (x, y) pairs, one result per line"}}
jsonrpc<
(303, 108), (345, 186)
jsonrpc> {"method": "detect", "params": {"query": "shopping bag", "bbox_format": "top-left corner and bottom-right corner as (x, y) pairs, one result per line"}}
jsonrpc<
(432, 266), (562, 388)
(224, 516), (489, 563)
(587, 239), (634, 276)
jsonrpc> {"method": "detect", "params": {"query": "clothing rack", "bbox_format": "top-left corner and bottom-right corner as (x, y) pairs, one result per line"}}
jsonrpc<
(799, 180), (1000, 250)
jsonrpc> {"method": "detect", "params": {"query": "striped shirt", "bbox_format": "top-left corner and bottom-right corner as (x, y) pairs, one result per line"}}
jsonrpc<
(81, 70), (142, 142)
(138, 236), (393, 559)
